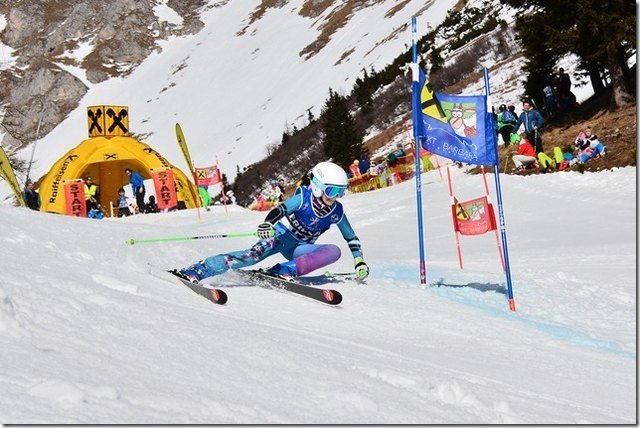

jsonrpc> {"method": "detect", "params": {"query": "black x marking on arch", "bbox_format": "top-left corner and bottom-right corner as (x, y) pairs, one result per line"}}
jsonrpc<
(106, 108), (128, 133)
(88, 109), (103, 134)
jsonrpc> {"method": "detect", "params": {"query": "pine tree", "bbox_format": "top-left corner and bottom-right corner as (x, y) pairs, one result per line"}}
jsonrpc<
(320, 89), (363, 170)
(352, 70), (373, 114)
(502, 0), (635, 109)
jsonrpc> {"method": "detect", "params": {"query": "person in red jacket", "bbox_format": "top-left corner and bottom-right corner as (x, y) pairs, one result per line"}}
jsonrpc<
(349, 160), (361, 177)
(511, 133), (539, 171)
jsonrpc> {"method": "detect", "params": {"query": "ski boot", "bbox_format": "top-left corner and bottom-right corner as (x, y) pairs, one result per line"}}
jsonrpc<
(264, 263), (297, 282)
(170, 261), (209, 284)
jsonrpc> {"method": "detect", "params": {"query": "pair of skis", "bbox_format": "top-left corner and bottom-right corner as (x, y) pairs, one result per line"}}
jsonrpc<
(160, 268), (346, 306)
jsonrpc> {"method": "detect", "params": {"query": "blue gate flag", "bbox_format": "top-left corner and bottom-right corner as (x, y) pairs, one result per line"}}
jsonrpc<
(416, 69), (497, 166)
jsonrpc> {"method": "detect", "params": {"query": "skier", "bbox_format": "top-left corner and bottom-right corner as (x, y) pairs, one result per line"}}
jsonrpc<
(172, 161), (369, 283)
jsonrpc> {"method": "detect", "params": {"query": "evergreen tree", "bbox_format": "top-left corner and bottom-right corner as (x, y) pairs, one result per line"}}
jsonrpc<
(501, 0), (635, 109)
(352, 69), (373, 114)
(321, 89), (363, 170)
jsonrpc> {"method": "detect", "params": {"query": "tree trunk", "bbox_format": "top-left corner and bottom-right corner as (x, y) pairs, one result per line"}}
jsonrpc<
(606, 40), (634, 110)
(587, 66), (606, 94)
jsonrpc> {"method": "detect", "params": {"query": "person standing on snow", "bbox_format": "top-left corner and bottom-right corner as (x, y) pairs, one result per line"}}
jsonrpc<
(511, 99), (544, 154)
(172, 161), (369, 283)
(125, 168), (146, 213)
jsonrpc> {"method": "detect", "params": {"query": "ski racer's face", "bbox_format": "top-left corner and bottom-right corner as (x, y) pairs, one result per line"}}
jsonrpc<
(322, 194), (338, 206)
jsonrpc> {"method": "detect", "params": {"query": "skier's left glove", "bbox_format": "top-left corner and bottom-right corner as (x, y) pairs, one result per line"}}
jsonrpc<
(256, 222), (275, 240)
(354, 257), (369, 280)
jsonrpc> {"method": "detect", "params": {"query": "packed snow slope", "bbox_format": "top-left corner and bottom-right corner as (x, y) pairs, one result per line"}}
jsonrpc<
(0, 167), (636, 424)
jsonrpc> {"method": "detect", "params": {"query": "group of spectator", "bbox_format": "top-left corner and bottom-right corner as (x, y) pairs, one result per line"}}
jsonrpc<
(347, 144), (406, 184)
(542, 68), (577, 119)
(511, 125), (607, 173)
(250, 177), (286, 210)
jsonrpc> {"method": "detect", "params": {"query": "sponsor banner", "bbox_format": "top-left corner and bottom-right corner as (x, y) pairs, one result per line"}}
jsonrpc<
(64, 180), (86, 216)
(452, 196), (496, 236)
(195, 166), (221, 186)
(416, 69), (497, 166)
(151, 168), (177, 210)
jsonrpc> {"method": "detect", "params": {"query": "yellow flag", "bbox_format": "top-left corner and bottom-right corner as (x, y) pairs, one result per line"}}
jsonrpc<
(175, 123), (202, 212)
(175, 123), (194, 173)
(0, 145), (26, 207)
(420, 79), (448, 124)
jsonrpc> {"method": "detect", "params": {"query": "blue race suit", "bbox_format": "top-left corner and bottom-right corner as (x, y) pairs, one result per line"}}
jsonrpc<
(186, 186), (363, 279)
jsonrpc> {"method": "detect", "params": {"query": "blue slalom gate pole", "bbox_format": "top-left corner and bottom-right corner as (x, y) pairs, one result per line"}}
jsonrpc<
(483, 67), (516, 311)
(411, 17), (427, 286)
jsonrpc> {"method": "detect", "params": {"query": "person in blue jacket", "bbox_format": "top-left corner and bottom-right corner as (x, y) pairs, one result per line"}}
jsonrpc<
(173, 161), (369, 283)
(512, 99), (545, 154)
(125, 168), (146, 213)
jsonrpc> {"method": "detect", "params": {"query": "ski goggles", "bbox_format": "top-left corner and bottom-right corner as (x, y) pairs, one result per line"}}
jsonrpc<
(312, 176), (347, 199)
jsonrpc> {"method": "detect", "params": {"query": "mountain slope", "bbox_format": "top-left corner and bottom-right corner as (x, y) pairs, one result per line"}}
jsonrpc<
(0, 0), (456, 177)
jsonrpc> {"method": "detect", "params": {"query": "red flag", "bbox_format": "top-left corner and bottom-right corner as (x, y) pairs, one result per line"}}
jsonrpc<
(195, 166), (221, 186)
(64, 180), (86, 217)
(452, 196), (496, 236)
(151, 168), (178, 210)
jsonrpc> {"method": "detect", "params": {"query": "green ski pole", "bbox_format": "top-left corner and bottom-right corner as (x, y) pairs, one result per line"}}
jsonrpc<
(127, 230), (262, 245)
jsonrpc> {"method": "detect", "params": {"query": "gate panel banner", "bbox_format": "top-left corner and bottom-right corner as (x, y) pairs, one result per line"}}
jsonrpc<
(452, 196), (495, 236)
(64, 180), (86, 217)
(195, 166), (221, 186)
(151, 168), (177, 210)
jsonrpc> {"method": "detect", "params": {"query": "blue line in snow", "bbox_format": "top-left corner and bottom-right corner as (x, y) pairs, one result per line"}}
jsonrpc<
(376, 265), (635, 359)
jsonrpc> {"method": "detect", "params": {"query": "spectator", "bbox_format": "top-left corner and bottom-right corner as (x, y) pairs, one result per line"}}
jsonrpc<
(349, 160), (361, 178)
(146, 195), (159, 213)
(386, 144), (406, 183)
(269, 179), (283, 203)
(84, 176), (100, 212)
(491, 105), (498, 137)
(198, 185), (211, 211)
(125, 168), (146, 213)
(512, 99), (545, 154)
(497, 104), (517, 146)
(542, 82), (556, 118)
(115, 187), (132, 217)
(358, 156), (370, 175)
(254, 191), (267, 211)
(537, 151), (556, 173)
(583, 126), (606, 152)
(511, 134), (539, 172)
(369, 160), (379, 176)
(23, 180), (40, 211)
(277, 178), (286, 202)
(557, 68), (571, 97)
(575, 127), (607, 163)
(558, 90), (577, 114)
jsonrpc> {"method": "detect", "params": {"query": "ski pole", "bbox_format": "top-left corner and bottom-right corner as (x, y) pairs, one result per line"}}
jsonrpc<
(324, 271), (354, 277)
(127, 231), (259, 245)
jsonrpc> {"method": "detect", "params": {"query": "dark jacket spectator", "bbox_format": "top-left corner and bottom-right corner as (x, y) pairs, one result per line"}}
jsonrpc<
(125, 168), (146, 212)
(23, 181), (40, 211)
(512, 100), (545, 153)
(358, 157), (370, 175)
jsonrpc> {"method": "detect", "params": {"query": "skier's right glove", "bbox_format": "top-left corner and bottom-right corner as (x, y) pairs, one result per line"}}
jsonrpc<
(256, 222), (275, 240)
(354, 257), (369, 280)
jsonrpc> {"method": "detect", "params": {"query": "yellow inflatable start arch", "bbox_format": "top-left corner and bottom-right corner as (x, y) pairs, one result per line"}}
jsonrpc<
(38, 106), (198, 215)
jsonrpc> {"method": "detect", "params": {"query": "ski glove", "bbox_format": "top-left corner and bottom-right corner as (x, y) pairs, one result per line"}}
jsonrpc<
(354, 257), (369, 280)
(256, 222), (275, 240)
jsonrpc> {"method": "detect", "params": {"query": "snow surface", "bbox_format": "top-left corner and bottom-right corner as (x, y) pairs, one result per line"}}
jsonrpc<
(0, 166), (636, 424)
